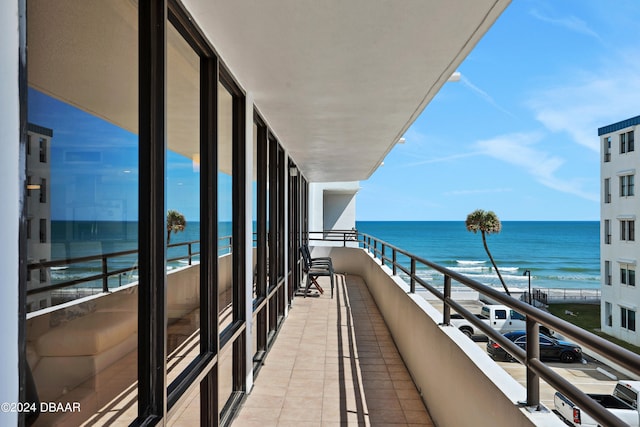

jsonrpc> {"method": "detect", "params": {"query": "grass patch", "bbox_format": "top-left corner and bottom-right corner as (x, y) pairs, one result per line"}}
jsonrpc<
(548, 303), (640, 355)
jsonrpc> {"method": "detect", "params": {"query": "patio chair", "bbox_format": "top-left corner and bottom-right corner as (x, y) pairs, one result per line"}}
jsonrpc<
(300, 245), (334, 298)
(301, 244), (333, 269)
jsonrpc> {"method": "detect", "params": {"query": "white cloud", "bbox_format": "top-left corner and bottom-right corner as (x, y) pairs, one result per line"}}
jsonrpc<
(475, 133), (599, 202)
(445, 188), (512, 196)
(529, 9), (603, 42)
(404, 151), (482, 167)
(460, 75), (518, 119)
(528, 50), (640, 152)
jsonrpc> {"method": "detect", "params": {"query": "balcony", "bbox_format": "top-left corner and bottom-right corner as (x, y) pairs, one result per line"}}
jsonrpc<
(226, 274), (434, 426)
(225, 240), (640, 427)
(25, 235), (640, 426)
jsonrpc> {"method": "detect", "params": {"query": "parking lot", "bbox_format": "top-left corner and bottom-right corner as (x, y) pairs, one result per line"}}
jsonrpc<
(430, 299), (629, 410)
(476, 341), (621, 408)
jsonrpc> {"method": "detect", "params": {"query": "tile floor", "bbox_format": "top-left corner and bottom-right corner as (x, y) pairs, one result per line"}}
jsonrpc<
(229, 274), (434, 426)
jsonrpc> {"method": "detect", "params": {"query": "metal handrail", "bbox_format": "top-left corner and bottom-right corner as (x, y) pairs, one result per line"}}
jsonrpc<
(355, 231), (639, 427)
(26, 237), (231, 297)
(308, 229), (358, 247)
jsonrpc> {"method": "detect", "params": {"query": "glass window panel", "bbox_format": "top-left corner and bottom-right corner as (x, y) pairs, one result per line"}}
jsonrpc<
(166, 22), (201, 379)
(218, 80), (239, 417)
(26, 0), (139, 423)
(218, 82), (234, 334)
(252, 122), (258, 298)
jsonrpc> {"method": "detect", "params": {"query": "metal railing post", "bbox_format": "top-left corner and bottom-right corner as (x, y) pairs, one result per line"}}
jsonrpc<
(410, 258), (416, 293)
(526, 316), (540, 409)
(188, 242), (193, 266)
(373, 240), (377, 259)
(381, 244), (386, 267)
(102, 256), (109, 292)
(443, 275), (451, 325)
(392, 249), (397, 275)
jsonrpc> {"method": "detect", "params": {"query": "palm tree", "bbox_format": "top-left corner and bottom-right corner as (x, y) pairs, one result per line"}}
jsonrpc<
(465, 209), (510, 296)
(167, 210), (186, 244)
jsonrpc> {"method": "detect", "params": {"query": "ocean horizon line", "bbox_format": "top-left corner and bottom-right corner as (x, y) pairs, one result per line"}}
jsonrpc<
(356, 219), (599, 222)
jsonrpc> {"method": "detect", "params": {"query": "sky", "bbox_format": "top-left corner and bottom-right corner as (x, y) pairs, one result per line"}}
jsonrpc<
(356, 0), (640, 221)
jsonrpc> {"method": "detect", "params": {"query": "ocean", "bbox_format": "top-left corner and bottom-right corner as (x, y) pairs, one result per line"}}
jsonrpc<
(46, 220), (600, 292)
(355, 221), (600, 291)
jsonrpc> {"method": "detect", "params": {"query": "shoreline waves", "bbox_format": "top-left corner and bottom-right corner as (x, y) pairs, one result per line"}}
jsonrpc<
(356, 221), (600, 291)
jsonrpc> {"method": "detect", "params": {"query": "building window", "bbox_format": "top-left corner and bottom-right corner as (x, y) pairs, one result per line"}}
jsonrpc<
(39, 259), (47, 283)
(605, 178), (611, 203)
(621, 219), (635, 241)
(39, 178), (47, 203)
(604, 136), (611, 162)
(39, 218), (46, 243)
(621, 264), (636, 286)
(605, 219), (611, 244)
(620, 132), (627, 153)
(629, 131), (635, 152)
(621, 307), (636, 332)
(605, 260), (611, 285)
(39, 137), (47, 163)
(620, 174), (635, 197)
(605, 302), (613, 327)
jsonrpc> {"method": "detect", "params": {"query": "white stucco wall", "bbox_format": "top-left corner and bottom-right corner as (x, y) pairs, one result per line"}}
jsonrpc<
(0, 2), (21, 424)
(323, 192), (356, 230)
(328, 247), (565, 427)
(308, 181), (359, 233)
(600, 123), (640, 346)
(244, 92), (255, 392)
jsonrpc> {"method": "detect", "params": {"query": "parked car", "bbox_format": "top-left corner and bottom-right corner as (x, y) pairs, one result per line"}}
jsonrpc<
(486, 330), (582, 363)
(451, 305), (553, 338)
(450, 305), (526, 338)
(554, 380), (640, 426)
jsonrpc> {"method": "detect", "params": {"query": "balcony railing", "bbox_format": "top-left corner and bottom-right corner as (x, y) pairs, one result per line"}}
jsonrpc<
(332, 230), (639, 427)
(26, 237), (234, 301)
(26, 229), (640, 426)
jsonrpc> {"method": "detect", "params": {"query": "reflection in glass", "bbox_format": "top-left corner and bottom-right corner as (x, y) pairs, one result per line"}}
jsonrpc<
(166, 22), (201, 379)
(218, 84), (233, 422)
(218, 83), (234, 333)
(26, 2), (140, 424)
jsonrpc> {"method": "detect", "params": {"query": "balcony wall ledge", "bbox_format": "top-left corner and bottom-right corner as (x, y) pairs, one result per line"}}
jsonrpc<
(327, 246), (565, 427)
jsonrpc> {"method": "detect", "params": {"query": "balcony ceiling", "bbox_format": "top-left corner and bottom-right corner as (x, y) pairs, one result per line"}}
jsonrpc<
(28, 0), (509, 183)
(184, 0), (510, 182)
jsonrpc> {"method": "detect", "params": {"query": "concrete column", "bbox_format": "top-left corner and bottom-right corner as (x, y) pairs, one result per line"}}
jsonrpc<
(283, 147), (289, 316)
(0, 1), (21, 425)
(244, 92), (254, 393)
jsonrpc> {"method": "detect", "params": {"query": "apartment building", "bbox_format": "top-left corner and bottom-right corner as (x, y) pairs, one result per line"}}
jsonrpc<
(25, 124), (53, 311)
(600, 115), (640, 346)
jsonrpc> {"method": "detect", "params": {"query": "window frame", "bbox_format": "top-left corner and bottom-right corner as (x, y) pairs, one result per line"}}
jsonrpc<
(621, 307), (637, 332)
(620, 263), (636, 287)
(620, 219), (635, 241)
(620, 174), (635, 197)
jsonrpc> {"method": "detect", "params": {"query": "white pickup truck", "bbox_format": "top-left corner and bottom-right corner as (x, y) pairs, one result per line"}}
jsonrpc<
(554, 381), (640, 426)
(450, 304), (529, 338)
